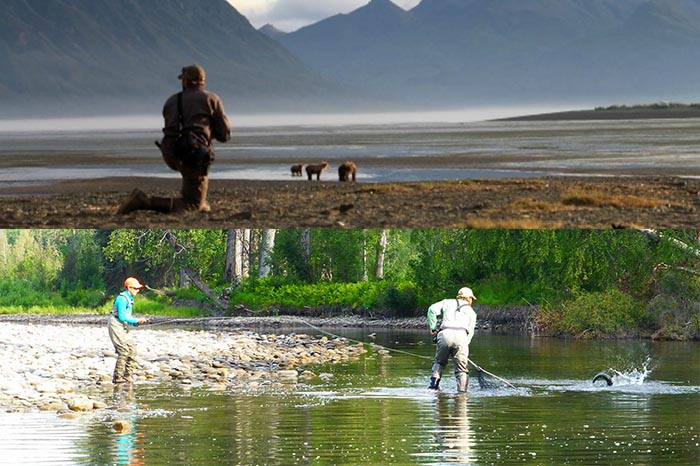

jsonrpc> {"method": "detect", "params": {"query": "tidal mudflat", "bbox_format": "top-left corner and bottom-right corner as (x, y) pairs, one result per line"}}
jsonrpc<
(2, 117), (700, 228)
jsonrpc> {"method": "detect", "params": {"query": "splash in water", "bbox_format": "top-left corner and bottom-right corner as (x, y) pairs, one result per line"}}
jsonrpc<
(607, 356), (653, 386)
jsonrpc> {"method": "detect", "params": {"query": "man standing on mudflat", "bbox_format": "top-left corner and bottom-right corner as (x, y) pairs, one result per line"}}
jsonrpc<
(118, 65), (231, 214)
(427, 287), (477, 393)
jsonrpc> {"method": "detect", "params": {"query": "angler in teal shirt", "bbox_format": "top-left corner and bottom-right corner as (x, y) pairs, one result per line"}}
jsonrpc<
(113, 289), (140, 325)
(108, 277), (148, 384)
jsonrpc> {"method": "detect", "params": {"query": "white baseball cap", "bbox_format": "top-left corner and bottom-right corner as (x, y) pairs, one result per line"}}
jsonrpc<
(457, 287), (476, 300)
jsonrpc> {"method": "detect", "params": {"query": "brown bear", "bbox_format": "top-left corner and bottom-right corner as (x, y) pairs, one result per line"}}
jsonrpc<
(305, 162), (330, 180)
(338, 161), (357, 182)
(291, 164), (303, 176)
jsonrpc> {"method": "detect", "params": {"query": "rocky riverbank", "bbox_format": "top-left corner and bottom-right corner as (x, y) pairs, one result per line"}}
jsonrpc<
(0, 310), (532, 414)
(0, 320), (374, 415)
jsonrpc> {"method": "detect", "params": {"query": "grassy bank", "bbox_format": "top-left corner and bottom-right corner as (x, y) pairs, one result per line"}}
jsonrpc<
(1, 279), (696, 340)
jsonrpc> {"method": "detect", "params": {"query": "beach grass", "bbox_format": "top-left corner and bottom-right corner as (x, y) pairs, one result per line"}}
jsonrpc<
(561, 188), (664, 209)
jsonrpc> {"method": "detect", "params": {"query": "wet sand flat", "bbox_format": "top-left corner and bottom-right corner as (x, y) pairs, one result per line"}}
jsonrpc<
(2, 115), (700, 228)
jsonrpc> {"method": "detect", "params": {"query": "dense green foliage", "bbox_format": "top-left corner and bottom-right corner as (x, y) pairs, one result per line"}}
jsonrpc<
(1, 229), (699, 339)
(537, 289), (648, 338)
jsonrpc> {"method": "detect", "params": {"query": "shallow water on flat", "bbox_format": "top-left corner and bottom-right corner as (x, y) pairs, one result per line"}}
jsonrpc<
(1, 331), (698, 465)
(2, 118), (700, 186)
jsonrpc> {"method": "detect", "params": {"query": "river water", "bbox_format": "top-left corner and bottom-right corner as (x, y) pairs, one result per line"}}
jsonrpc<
(1, 329), (698, 465)
(1, 116), (700, 187)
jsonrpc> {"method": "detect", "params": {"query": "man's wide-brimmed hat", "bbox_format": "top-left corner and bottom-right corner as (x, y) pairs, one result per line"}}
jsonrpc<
(178, 65), (206, 82)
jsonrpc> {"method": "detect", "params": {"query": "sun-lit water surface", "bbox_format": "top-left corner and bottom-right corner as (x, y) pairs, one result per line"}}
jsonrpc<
(1, 112), (700, 186)
(1, 330), (698, 465)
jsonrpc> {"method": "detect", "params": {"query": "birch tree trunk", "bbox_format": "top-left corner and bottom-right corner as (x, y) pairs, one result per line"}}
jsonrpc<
(259, 229), (276, 278)
(641, 229), (700, 258)
(0, 230), (6, 267)
(241, 229), (251, 280)
(179, 268), (190, 288)
(224, 229), (251, 284)
(640, 229), (700, 276)
(300, 229), (311, 280)
(234, 229), (244, 282)
(375, 229), (388, 279)
(224, 229), (236, 282)
(249, 230), (260, 277)
(361, 231), (368, 282)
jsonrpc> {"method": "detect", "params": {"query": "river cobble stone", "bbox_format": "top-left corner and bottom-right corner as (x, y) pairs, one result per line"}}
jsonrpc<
(0, 321), (371, 414)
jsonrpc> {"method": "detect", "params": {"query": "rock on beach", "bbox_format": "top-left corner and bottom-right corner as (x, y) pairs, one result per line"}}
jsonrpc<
(0, 321), (369, 414)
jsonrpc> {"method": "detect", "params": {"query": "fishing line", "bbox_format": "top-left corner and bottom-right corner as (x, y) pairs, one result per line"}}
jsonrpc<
(292, 316), (517, 389)
(138, 306), (517, 388)
(293, 316), (433, 360)
(143, 316), (234, 327)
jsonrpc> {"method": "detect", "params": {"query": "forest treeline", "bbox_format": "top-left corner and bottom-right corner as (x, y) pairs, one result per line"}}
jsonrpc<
(0, 229), (698, 340)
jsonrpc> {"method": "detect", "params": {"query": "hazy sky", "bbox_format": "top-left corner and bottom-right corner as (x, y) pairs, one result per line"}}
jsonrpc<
(228, 0), (421, 31)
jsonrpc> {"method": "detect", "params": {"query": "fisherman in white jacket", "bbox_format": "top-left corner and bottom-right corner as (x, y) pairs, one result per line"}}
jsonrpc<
(427, 287), (477, 392)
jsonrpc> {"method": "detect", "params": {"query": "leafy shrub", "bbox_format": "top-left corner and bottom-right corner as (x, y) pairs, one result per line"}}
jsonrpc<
(378, 283), (419, 317)
(475, 278), (546, 306)
(231, 278), (412, 313)
(646, 293), (700, 341)
(558, 289), (644, 337)
(61, 289), (107, 308)
(134, 298), (204, 317)
(532, 303), (563, 336)
(0, 279), (61, 308)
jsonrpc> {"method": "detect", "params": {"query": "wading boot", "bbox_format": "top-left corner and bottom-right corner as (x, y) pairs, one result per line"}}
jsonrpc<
(149, 196), (175, 213)
(428, 377), (441, 390)
(117, 188), (150, 214)
(456, 373), (469, 393)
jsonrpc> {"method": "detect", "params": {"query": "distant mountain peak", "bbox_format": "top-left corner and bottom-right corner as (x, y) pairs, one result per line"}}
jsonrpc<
(279, 0), (700, 106)
(259, 23), (287, 39)
(368, 0), (399, 6)
(0, 0), (334, 115)
(364, 0), (406, 12)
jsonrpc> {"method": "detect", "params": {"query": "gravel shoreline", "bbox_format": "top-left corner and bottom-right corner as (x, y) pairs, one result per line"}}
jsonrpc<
(0, 318), (375, 415)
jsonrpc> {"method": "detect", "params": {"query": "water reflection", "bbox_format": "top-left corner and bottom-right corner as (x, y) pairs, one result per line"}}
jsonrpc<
(434, 395), (474, 464)
(110, 385), (144, 466)
(113, 417), (143, 466)
(0, 332), (697, 465)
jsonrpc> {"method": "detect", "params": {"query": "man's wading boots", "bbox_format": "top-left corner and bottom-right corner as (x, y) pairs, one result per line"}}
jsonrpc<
(428, 374), (468, 392)
(117, 188), (175, 214)
(457, 373), (468, 393)
(112, 374), (134, 384)
(117, 188), (149, 214)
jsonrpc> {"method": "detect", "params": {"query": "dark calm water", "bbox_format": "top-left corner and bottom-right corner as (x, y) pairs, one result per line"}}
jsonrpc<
(2, 116), (700, 187)
(1, 330), (698, 465)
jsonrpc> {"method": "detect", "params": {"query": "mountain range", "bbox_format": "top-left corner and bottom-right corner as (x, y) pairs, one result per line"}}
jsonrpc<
(0, 0), (339, 116)
(3, 0), (700, 118)
(272, 0), (700, 105)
